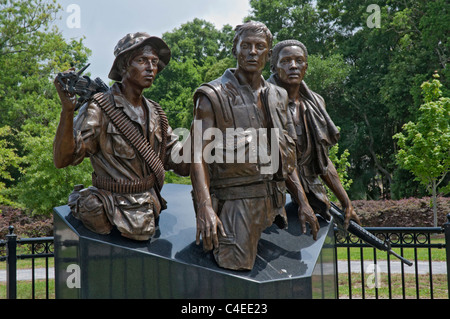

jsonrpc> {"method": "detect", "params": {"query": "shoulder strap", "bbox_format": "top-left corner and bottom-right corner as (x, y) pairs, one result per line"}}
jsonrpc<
(92, 92), (166, 189)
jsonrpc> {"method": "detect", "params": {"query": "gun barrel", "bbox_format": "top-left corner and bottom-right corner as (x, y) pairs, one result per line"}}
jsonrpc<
(389, 250), (413, 267)
(77, 63), (91, 76)
(330, 202), (412, 266)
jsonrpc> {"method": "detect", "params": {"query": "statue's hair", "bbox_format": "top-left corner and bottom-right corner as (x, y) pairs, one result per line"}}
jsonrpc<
(232, 21), (273, 57)
(270, 40), (308, 73)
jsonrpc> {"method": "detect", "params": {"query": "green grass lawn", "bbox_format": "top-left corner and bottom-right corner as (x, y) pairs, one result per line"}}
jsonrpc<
(0, 280), (55, 299)
(0, 258), (55, 299)
(338, 273), (448, 299)
(332, 235), (449, 299)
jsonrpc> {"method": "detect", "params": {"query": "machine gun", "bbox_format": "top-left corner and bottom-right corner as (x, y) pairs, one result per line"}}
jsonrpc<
(56, 63), (109, 111)
(330, 202), (413, 266)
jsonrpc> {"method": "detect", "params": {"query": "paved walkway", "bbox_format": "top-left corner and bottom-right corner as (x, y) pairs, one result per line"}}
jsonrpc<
(0, 267), (55, 282)
(337, 260), (447, 275)
(0, 261), (447, 282)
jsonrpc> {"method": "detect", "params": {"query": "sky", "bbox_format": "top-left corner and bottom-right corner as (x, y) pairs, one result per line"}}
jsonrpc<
(53, 0), (252, 80)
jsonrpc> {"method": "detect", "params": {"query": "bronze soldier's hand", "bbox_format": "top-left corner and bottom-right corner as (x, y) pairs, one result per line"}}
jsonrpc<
(195, 205), (226, 251)
(298, 203), (319, 240)
(343, 204), (361, 230)
(54, 68), (77, 112)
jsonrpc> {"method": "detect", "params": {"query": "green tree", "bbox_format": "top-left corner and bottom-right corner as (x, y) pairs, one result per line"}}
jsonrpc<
(146, 19), (236, 130)
(0, 0), (92, 214)
(161, 18), (233, 64)
(327, 142), (353, 202)
(303, 53), (352, 112)
(14, 124), (93, 215)
(0, 126), (21, 208)
(248, 0), (449, 199)
(393, 74), (450, 226)
(247, 0), (334, 55)
(147, 57), (204, 129)
(0, 0), (91, 130)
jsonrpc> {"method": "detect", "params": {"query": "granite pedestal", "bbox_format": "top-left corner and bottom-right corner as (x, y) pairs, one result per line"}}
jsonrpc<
(53, 183), (336, 299)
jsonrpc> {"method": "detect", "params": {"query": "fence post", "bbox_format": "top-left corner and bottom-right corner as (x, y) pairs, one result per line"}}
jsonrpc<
(6, 225), (17, 299)
(444, 214), (450, 299)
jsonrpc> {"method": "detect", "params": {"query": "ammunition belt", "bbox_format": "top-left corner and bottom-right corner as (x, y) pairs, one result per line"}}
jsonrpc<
(92, 174), (155, 194)
(91, 92), (168, 189)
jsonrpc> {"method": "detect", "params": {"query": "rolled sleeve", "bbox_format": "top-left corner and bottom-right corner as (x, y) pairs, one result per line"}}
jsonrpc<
(71, 102), (102, 165)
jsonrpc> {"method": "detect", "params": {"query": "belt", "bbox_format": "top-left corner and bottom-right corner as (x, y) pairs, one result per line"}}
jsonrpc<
(211, 181), (285, 202)
(92, 174), (155, 194)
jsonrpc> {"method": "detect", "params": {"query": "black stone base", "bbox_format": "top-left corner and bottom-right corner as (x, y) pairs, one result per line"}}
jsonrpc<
(53, 184), (336, 299)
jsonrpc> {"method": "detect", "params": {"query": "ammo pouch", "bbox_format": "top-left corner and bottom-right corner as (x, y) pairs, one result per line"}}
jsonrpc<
(68, 184), (113, 235)
(270, 181), (286, 209)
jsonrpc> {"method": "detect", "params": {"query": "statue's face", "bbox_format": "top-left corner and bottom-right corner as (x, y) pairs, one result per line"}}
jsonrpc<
(235, 30), (270, 73)
(276, 46), (308, 86)
(122, 47), (159, 89)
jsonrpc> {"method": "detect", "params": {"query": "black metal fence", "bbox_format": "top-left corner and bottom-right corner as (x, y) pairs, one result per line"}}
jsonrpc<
(0, 226), (54, 299)
(335, 214), (450, 299)
(1, 216), (449, 299)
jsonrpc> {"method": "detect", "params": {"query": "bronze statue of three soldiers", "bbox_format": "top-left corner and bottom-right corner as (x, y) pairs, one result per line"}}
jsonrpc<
(54, 21), (360, 271)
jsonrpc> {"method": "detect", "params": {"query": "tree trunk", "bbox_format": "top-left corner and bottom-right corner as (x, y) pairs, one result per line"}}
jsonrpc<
(361, 112), (393, 199)
(432, 180), (437, 227)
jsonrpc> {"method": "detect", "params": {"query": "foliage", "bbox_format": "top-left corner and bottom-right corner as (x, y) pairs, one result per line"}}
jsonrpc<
(165, 171), (191, 185)
(0, 0), (91, 131)
(1, 0), (448, 216)
(247, 0), (334, 55)
(394, 75), (449, 193)
(247, 0), (449, 199)
(329, 144), (352, 190)
(147, 57), (204, 129)
(325, 124), (353, 202)
(0, 205), (53, 239)
(0, 0), (92, 215)
(326, 143), (352, 202)
(14, 125), (93, 215)
(146, 19), (235, 130)
(393, 74), (449, 225)
(0, 126), (21, 207)
(303, 53), (352, 115)
(391, 168), (428, 199)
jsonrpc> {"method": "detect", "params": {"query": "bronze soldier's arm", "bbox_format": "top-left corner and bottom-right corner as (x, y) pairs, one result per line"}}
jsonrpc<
(278, 89), (319, 240)
(320, 158), (361, 229)
(165, 125), (191, 177)
(53, 69), (77, 169)
(286, 168), (319, 240)
(191, 95), (226, 251)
